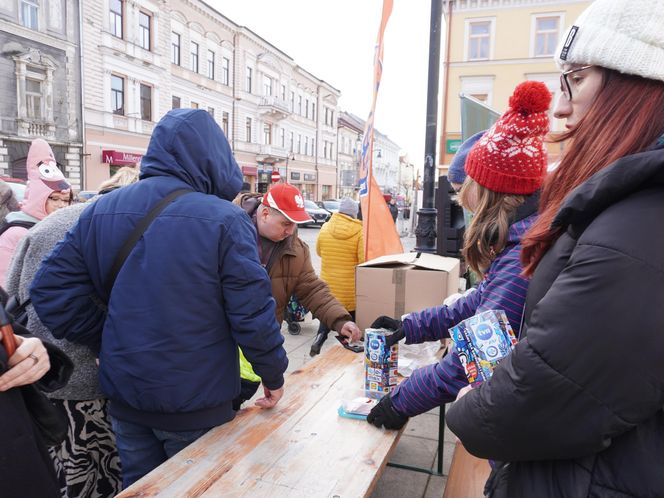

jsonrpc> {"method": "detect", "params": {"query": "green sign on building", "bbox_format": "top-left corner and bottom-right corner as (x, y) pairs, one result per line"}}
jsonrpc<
(446, 139), (463, 154)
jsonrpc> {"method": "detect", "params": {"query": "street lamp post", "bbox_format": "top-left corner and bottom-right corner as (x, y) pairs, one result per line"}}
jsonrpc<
(415, 0), (443, 253)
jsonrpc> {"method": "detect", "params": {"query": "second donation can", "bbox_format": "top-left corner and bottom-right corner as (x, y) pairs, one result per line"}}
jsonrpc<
(364, 328), (398, 399)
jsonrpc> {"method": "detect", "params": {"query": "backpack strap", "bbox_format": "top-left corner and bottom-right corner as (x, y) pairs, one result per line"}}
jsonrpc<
(104, 189), (191, 298)
(0, 220), (36, 237)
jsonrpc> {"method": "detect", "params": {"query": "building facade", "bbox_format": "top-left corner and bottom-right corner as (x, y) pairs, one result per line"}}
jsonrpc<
(439, 0), (592, 174)
(0, 0), (83, 187)
(337, 111), (363, 199)
(335, 112), (404, 199)
(79, 0), (342, 199)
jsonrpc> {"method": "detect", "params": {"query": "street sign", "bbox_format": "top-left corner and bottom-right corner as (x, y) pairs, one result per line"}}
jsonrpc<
(271, 170), (281, 182)
(445, 139), (463, 154)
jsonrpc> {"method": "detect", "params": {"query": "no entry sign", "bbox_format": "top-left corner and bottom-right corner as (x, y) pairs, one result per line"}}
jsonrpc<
(271, 171), (281, 182)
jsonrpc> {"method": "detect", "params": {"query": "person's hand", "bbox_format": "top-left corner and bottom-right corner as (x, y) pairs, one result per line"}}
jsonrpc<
(255, 385), (284, 408)
(339, 321), (362, 343)
(456, 384), (473, 401)
(0, 336), (50, 391)
(370, 316), (405, 347)
(367, 394), (409, 430)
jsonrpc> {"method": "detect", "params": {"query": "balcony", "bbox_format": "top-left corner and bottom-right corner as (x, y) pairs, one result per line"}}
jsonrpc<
(256, 145), (288, 164)
(17, 118), (55, 140)
(258, 96), (290, 120)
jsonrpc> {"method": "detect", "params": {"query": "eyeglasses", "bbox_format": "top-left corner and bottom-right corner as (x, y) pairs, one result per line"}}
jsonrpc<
(559, 65), (593, 101)
(47, 196), (71, 206)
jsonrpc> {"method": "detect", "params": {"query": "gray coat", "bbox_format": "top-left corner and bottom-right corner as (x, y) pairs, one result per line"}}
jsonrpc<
(6, 202), (103, 400)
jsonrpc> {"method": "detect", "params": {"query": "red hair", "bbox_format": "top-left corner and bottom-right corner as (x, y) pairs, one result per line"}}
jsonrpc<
(521, 69), (664, 276)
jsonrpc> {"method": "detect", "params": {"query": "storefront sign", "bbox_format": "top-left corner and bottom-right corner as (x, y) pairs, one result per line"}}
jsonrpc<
(290, 172), (301, 181)
(445, 139), (463, 154)
(102, 150), (143, 165)
(303, 173), (316, 182)
(241, 165), (258, 176)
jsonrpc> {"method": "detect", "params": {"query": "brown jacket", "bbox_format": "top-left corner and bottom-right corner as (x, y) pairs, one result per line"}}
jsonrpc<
(234, 193), (351, 330)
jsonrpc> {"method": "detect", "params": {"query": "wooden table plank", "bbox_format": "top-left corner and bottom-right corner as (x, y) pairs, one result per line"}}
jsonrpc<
(119, 345), (403, 498)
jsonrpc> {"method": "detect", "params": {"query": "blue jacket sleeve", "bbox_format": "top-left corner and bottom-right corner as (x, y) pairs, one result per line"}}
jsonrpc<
(29, 223), (106, 352)
(391, 348), (469, 417)
(219, 215), (288, 391)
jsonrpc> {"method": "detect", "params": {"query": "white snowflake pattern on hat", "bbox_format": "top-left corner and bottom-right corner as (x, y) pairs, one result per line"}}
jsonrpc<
(504, 136), (542, 158)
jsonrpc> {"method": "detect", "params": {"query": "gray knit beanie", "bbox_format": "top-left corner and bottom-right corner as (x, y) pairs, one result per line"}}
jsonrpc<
(338, 198), (358, 218)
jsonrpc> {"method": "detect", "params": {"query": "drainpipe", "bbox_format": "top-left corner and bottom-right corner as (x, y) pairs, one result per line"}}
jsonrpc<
(77, 0), (86, 189)
(232, 32), (237, 152)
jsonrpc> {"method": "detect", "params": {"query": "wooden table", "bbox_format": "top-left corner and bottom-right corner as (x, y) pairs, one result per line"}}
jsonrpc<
(118, 345), (403, 497)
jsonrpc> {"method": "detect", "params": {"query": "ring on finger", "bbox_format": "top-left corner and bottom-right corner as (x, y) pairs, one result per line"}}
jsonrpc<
(28, 353), (38, 365)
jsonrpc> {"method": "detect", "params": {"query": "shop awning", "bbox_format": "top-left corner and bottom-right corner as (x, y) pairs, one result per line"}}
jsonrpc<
(102, 150), (143, 166)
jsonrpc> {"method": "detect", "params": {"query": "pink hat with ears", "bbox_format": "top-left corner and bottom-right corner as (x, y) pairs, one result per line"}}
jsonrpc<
(21, 139), (71, 220)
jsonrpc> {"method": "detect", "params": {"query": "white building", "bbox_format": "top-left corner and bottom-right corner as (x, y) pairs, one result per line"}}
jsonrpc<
(79, 0), (340, 198)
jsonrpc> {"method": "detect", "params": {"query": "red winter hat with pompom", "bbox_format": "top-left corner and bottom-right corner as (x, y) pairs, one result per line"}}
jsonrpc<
(465, 81), (552, 195)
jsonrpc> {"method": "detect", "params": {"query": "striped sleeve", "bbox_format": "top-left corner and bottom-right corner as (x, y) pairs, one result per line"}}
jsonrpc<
(391, 349), (469, 417)
(402, 285), (483, 343)
(473, 244), (529, 334)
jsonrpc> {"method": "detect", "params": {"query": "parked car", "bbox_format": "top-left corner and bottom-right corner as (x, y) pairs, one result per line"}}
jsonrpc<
(303, 200), (330, 227)
(319, 199), (340, 214)
(0, 177), (26, 203)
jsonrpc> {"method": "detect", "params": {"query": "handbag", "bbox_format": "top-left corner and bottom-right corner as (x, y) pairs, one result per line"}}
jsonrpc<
(0, 305), (69, 447)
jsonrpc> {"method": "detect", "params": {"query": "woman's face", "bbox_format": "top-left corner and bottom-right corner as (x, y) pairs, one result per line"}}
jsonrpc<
(45, 191), (71, 214)
(553, 65), (604, 131)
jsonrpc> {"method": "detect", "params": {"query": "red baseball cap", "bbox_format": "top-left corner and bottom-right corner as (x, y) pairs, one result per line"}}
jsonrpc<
(262, 183), (312, 223)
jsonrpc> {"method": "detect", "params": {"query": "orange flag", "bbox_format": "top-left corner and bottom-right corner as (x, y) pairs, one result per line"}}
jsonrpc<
(358, 0), (403, 261)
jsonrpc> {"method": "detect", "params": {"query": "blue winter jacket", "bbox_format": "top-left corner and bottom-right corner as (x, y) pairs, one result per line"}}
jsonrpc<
(30, 109), (288, 431)
(391, 212), (535, 417)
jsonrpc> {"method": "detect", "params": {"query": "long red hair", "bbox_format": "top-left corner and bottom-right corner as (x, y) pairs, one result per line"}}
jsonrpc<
(521, 69), (664, 276)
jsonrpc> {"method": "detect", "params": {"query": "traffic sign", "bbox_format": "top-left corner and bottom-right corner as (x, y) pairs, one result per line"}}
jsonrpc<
(271, 171), (281, 182)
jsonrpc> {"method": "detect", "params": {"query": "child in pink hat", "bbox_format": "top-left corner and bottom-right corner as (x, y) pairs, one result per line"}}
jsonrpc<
(0, 139), (71, 284)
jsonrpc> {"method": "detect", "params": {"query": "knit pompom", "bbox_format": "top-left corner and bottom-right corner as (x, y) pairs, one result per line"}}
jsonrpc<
(509, 81), (552, 115)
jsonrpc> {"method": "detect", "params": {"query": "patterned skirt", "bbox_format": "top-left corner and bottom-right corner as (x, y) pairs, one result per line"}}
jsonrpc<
(49, 398), (122, 498)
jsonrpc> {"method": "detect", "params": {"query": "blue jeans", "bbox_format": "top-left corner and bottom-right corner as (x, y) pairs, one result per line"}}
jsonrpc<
(111, 417), (210, 487)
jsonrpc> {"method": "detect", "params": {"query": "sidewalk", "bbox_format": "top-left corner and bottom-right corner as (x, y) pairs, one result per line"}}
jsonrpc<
(279, 231), (455, 498)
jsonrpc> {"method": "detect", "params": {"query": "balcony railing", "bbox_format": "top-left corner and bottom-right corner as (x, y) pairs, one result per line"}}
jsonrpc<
(258, 96), (290, 120)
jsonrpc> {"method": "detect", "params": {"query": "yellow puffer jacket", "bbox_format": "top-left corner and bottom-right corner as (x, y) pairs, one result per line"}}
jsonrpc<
(316, 212), (364, 311)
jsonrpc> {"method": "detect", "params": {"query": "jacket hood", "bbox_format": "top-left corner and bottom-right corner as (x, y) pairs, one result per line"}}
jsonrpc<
(234, 192), (261, 216)
(327, 212), (362, 240)
(140, 109), (242, 200)
(507, 192), (539, 245)
(21, 139), (71, 220)
(553, 144), (664, 229)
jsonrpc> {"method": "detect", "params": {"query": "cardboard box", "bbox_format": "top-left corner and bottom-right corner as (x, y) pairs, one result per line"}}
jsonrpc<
(355, 252), (460, 331)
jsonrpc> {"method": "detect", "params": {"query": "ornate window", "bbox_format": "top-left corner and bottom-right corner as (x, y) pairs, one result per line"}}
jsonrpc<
(13, 49), (56, 138)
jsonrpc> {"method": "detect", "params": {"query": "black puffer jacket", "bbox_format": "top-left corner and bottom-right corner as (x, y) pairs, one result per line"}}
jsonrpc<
(447, 143), (664, 498)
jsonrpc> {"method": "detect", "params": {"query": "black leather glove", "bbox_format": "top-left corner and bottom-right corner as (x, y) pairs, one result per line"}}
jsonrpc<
(366, 394), (409, 430)
(370, 315), (405, 347)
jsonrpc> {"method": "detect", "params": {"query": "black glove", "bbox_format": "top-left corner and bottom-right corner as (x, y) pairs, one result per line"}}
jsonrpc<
(366, 394), (409, 430)
(232, 379), (261, 411)
(370, 315), (405, 347)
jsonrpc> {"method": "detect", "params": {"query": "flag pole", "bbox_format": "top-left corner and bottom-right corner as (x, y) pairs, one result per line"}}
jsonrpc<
(415, 0), (443, 253)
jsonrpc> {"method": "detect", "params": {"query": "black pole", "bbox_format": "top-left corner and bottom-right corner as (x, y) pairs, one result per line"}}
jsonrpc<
(415, 0), (443, 253)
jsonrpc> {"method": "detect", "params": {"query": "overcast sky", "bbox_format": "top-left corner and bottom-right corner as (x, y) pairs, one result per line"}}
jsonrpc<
(207, 0), (434, 171)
